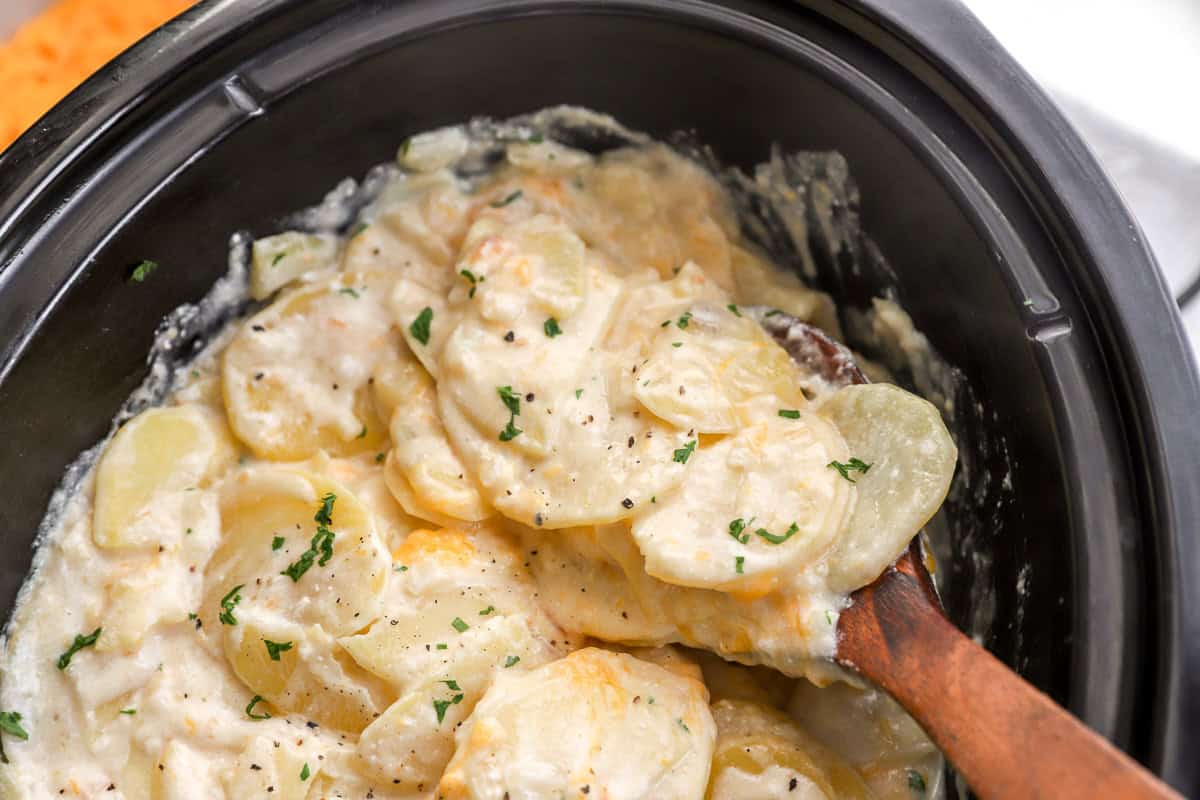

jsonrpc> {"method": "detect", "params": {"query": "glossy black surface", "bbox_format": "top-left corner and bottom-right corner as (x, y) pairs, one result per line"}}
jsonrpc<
(0, 0), (1195, 793)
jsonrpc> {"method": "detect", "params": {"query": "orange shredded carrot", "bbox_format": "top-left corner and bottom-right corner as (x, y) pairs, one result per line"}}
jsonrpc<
(0, 0), (194, 151)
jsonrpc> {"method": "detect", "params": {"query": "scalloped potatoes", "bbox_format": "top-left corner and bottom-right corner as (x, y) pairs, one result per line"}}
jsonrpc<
(0, 116), (955, 799)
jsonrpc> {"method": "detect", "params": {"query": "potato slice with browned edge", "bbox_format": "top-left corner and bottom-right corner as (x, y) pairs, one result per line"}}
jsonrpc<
(93, 405), (237, 550)
(438, 648), (716, 799)
(222, 273), (395, 460)
(815, 383), (957, 593)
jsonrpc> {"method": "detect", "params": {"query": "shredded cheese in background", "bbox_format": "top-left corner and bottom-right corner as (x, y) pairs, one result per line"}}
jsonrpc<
(0, 0), (194, 150)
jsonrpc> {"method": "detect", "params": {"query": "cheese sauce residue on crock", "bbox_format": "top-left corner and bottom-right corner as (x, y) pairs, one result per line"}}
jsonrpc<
(0, 111), (955, 800)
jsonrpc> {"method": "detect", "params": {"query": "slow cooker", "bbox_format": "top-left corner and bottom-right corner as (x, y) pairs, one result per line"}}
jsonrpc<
(0, 0), (1196, 793)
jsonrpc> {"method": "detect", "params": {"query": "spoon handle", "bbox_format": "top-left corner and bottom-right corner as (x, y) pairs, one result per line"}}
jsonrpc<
(837, 562), (1183, 800)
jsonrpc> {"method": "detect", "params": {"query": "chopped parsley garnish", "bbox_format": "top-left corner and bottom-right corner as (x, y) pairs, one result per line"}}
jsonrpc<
(544, 317), (563, 337)
(349, 222), (369, 238)
(395, 564), (408, 572)
(504, 655), (520, 668)
(490, 189), (523, 208)
(527, 132), (545, 143)
(245, 695), (271, 720)
(315, 492), (335, 526)
(499, 418), (523, 442)
(497, 385), (521, 416)
(675, 310), (692, 329)
(672, 440), (697, 464)
(907, 769), (926, 794)
(409, 307), (434, 345)
(575, 388), (583, 399)
(764, 309), (783, 317)
(778, 409), (801, 419)
(0, 710), (28, 761)
(677, 718), (690, 733)
(728, 518), (750, 544)
(727, 304), (742, 317)
(735, 556), (745, 574)
(647, 697), (655, 705)
(120, 708), (137, 715)
(440, 680), (460, 692)
(825, 610), (834, 625)
(339, 287), (361, 299)
(356, 424), (368, 439)
(399, 137), (412, 156)
(375, 451), (386, 463)
(0, 711), (29, 741)
(436, 643), (448, 650)
(300, 763), (311, 781)
(497, 385), (523, 441)
(271, 536), (285, 551)
(56, 627), (101, 670)
(281, 493), (338, 582)
(271, 252), (287, 267)
(433, 693), (464, 724)
(129, 260), (158, 283)
(671, 342), (683, 348)
(479, 606), (495, 616)
(660, 320), (671, 328)
(451, 617), (469, 633)
(460, 269), (484, 298)
(754, 522), (800, 545)
(264, 639), (294, 661)
(828, 457), (873, 483)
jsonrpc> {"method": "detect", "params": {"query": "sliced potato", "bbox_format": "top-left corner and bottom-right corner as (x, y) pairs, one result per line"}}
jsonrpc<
(207, 467), (389, 635)
(439, 648), (716, 799)
(398, 126), (469, 173)
(523, 525), (678, 645)
(635, 301), (808, 433)
(93, 405), (237, 549)
(346, 526), (572, 788)
(391, 275), (461, 379)
(385, 348), (489, 522)
(572, 146), (737, 289)
(345, 170), (472, 290)
(731, 245), (842, 338)
(155, 740), (224, 800)
(455, 214), (589, 323)
(202, 467), (392, 730)
(815, 384), (956, 592)
(438, 228), (691, 528)
(224, 614), (390, 732)
(222, 272), (396, 460)
(506, 139), (594, 174)
(224, 733), (324, 800)
(631, 412), (852, 591)
(339, 527), (570, 691)
(708, 699), (871, 800)
(250, 231), (340, 301)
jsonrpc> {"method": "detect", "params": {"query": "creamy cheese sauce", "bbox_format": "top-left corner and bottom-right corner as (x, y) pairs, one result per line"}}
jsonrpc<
(0, 110), (955, 799)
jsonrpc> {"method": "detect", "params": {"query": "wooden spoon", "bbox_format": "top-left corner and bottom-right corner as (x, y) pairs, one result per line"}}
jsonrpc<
(760, 314), (1183, 800)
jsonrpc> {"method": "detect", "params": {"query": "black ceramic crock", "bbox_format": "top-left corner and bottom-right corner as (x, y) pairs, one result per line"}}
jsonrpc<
(0, 0), (1196, 794)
